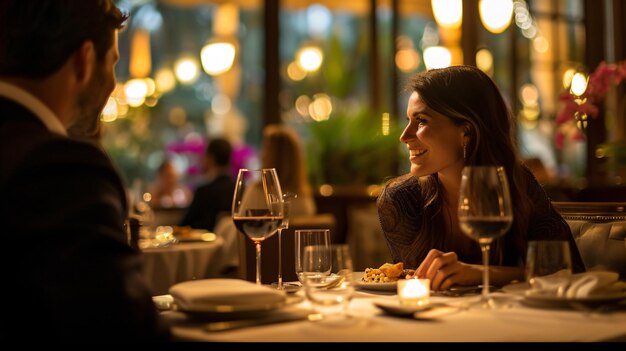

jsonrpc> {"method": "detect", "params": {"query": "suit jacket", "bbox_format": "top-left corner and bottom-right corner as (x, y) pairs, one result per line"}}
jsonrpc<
(0, 97), (169, 342)
(180, 174), (236, 231)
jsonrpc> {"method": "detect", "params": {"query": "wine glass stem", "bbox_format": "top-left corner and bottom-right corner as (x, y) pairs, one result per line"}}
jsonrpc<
(277, 229), (282, 288)
(255, 241), (262, 285)
(480, 243), (491, 305)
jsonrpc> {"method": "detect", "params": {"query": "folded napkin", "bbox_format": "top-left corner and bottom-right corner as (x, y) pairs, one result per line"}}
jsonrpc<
(169, 279), (286, 311)
(531, 271), (626, 299)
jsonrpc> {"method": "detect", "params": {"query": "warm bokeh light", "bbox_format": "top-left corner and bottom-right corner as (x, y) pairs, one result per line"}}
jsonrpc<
(296, 46), (323, 72)
(479, 0), (513, 34)
(124, 79), (149, 107)
(519, 83), (539, 106)
(309, 93), (332, 121)
(130, 29), (151, 78)
(533, 36), (549, 53)
(211, 94), (232, 115)
(201, 42), (236, 76)
(395, 48), (420, 72)
(476, 48), (493, 73)
(423, 46), (452, 70)
(143, 78), (156, 97)
(431, 0), (462, 29)
(287, 62), (307, 81)
(570, 72), (588, 96)
(562, 68), (577, 89)
(155, 68), (176, 93)
(174, 56), (200, 84)
(101, 97), (118, 122)
(213, 3), (239, 37)
(382, 112), (390, 136)
(295, 95), (311, 116)
(319, 184), (334, 197)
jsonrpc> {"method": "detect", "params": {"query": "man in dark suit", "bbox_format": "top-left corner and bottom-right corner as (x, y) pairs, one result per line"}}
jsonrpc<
(0, 1), (169, 342)
(181, 138), (236, 232)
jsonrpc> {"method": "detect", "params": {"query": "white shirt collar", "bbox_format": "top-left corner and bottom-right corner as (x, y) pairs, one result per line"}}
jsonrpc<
(0, 80), (67, 136)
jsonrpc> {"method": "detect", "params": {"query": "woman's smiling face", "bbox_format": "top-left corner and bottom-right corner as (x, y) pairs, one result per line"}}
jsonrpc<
(400, 91), (467, 178)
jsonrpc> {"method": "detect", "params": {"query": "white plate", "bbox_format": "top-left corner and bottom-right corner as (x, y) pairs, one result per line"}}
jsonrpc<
(352, 272), (398, 291)
(174, 295), (304, 318)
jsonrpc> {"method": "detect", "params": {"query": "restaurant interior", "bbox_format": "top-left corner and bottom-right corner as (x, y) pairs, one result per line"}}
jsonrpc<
(98, 0), (626, 341)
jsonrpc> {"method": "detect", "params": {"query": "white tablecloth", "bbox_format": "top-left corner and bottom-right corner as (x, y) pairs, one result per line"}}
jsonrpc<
(142, 237), (225, 295)
(162, 288), (626, 342)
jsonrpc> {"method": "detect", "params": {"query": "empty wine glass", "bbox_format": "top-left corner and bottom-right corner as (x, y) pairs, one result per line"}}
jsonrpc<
(274, 192), (297, 290)
(303, 244), (355, 322)
(232, 168), (284, 284)
(295, 229), (331, 284)
(458, 166), (513, 308)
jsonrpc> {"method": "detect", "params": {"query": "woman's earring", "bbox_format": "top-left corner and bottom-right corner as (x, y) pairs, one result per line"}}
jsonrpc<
(463, 144), (467, 160)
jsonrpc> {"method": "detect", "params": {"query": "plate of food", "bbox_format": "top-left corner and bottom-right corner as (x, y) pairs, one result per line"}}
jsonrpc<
(353, 262), (413, 291)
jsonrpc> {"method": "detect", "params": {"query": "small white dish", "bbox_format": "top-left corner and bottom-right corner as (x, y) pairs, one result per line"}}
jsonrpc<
(374, 301), (461, 319)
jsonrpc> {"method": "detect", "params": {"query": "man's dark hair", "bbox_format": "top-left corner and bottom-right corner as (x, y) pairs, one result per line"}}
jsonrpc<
(0, 0), (128, 78)
(206, 138), (232, 167)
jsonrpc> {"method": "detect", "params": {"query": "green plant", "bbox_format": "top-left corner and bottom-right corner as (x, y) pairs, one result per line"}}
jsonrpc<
(305, 109), (403, 185)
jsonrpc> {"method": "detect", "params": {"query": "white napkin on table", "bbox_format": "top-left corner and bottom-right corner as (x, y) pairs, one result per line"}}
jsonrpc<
(564, 271), (626, 298)
(169, 279), (286, 311)
(532, 271), (626, 298)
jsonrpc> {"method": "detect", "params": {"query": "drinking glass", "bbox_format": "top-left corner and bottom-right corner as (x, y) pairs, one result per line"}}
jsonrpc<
(232, 168), (284, 284)
(295, 229), (331, 284)
(274, 192), (297, 289)
(303, 244), (355, 320)
(458, 166), (513, 308)
(526, 240), (572, 296)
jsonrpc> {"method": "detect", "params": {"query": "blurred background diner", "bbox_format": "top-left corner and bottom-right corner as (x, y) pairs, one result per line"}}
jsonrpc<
(101, 0), (625, 273)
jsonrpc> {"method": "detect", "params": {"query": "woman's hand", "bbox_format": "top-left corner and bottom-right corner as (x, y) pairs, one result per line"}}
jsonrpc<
(414, 249), (483, 290)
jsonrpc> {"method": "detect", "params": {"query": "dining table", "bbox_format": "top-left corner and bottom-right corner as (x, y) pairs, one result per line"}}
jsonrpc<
(142, 237), (225, 295)
(158, 282), (626, 342)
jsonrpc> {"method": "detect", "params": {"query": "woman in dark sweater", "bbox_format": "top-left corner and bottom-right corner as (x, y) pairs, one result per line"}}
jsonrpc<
(377, 65), (584, 291)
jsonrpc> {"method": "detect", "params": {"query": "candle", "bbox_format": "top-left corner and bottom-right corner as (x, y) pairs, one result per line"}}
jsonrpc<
(397, 279), (430, 306)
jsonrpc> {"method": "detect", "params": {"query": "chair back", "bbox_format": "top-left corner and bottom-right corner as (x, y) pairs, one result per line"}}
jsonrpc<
(553, 202), (626, 279)
(238, 213), (337, 284)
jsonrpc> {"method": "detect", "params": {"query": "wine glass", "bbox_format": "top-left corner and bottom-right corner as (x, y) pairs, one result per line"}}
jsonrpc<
(295, 229), (331, 284)
(303, 244), (355, 323)
(274, 192), (297, 290)
(232, 168), (284, 285)
(458, 166), (513, 308)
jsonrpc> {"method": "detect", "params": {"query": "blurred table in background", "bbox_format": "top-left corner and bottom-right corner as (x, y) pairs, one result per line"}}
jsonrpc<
(142, 237), (225, 295)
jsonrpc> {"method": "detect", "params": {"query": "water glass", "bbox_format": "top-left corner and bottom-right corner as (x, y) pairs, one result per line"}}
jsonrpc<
(303, 244), (355, 319)
(526, 240), (573, 296)
(295, 229), (331, 283)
